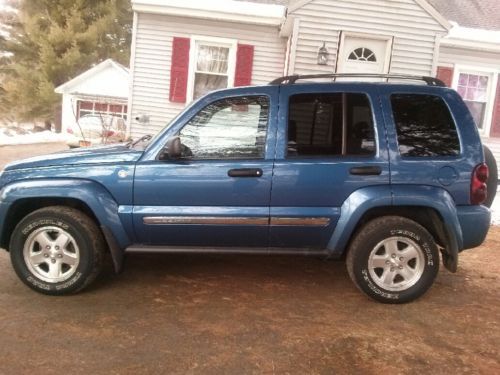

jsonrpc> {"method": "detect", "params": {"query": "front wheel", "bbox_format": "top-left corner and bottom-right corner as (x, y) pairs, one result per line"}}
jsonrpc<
(346, 216), (440, 304)
(9, 206), (105, 295)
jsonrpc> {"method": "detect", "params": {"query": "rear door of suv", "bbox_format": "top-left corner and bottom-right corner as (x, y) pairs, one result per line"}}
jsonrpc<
(269, 83), (390, 249)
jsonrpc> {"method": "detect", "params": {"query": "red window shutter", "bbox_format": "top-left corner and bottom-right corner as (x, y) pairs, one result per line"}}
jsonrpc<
(169, 37), (190, 103)
(437, 66), (454, 87)
(490, 80), (500, 137)
(234, 44), (254, 87)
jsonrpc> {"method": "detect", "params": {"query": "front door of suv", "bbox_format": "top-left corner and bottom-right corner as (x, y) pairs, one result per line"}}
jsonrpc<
(270, 84), (390, 249)
(133, 88), (278, 247)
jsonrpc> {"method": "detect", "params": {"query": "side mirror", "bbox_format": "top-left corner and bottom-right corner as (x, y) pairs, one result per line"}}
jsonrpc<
(164, 136), (182, 159)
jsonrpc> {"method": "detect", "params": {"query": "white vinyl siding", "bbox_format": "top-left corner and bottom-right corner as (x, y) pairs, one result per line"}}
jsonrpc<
(438, 46), (500, 70)
(129, 13), (286, 137)
(289, 0), (447, 76)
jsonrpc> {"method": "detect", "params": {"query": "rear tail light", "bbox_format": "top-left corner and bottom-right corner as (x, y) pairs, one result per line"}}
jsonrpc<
(470, 163), (488, 205)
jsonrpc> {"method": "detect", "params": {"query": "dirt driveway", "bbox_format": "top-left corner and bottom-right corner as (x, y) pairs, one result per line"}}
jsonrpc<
(0, 143), (499, 374)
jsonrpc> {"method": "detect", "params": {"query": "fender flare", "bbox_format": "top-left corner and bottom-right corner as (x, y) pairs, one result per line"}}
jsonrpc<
(391, 185), (462, 272)
(326, 185), (461, 272)
(326, 185), (392, 255)
(0, 179), (131, 272)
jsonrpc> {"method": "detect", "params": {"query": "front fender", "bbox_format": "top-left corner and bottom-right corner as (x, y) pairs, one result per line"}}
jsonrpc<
(0, 179), (132, 252)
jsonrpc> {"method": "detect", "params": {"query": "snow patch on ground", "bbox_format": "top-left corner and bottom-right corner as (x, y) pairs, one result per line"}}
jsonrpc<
(491, 191), (500, 226)
(0, 128), (69, 146)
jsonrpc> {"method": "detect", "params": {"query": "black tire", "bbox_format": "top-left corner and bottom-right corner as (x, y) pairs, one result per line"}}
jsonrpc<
(346, 216), (439, 304)
(9, 206), (105, 295)
(483, 145), (498, 208)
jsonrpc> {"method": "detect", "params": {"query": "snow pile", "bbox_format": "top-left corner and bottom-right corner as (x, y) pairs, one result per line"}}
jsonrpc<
(0, 127), (69, 146)
(491, 192), (500, 226)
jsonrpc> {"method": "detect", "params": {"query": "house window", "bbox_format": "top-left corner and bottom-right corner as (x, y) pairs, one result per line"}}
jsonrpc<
(77, 101), (128, 120)
(189, 38), (236, 101)
(348, 48), (377, 62)
(457, 73), (489, 130)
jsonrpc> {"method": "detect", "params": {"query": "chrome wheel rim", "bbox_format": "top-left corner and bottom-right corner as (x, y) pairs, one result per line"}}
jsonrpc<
(23, 226), (80, 283)
(368, 237), (425, 292)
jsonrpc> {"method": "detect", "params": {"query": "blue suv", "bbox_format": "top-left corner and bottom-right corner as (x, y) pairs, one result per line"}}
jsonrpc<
(0, 74), (494, 303)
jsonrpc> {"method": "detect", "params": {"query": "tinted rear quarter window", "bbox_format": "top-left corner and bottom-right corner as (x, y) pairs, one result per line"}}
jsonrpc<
(391, 94), (460, 157)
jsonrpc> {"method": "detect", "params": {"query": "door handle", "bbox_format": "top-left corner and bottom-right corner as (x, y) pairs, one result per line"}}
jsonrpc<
(228, 168), (263, 178)
(349, 166), (382, 176)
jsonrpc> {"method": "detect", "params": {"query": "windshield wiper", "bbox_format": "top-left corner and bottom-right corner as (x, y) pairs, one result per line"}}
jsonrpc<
(127, 134), (152, 148)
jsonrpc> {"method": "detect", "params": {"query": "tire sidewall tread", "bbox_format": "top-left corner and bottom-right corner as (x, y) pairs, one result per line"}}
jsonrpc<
(9, 206), (105, 295)
(347, 216), (439, 304)
(483, 145), (498, 208)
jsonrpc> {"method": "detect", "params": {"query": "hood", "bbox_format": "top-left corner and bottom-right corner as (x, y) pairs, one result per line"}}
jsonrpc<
(3, 144), (144, 171)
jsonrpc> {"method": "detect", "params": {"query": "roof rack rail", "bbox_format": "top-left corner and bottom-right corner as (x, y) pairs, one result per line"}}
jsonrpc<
(269, 73), (446, 87)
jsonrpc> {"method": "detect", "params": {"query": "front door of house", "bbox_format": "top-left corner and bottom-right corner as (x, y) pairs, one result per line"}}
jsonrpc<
(338, 34), (391, 75)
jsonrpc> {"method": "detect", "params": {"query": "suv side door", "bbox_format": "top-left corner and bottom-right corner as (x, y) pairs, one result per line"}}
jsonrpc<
(270, 83), (390, 248)
(133, 87), (279, 247)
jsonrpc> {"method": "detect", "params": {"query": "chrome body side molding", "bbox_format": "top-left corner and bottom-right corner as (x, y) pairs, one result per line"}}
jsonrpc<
(143, 216), (331, 227)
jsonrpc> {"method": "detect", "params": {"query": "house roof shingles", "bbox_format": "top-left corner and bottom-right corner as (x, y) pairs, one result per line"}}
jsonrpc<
(420, 0), (500, 31)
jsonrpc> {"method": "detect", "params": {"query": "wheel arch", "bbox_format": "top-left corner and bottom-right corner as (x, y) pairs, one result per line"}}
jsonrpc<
(327, 185), (462, 272)
(1, 197), (98, 249)
(0, 179), (132, 272)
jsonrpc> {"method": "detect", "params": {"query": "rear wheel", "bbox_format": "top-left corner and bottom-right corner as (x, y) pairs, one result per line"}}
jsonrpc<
(346, 216), (439, 304)
(9, 206), (105, 295)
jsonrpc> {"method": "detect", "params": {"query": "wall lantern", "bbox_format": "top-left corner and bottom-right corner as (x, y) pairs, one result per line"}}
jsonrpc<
(317, 42), (329, 65)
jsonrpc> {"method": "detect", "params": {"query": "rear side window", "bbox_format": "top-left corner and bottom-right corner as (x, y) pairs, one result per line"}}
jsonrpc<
(391, 94), (460, 157)
(287, 93), (375, 157)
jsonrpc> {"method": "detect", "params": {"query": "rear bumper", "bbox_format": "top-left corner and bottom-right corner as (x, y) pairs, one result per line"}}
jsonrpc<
(457, 205), (491, 251)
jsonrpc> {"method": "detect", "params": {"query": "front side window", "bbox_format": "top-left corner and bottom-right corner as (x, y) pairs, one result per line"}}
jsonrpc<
(391, 94), (460, 157)
(179, 96), (269, 160)
(192, 41), (233, 100)
(287, 93), (375, 157)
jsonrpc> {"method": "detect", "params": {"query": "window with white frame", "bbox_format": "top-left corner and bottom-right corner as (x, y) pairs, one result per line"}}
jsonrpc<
(189, 37), (236, 101)
(77, 100), (128, 120)
(456, 72), (491, 130)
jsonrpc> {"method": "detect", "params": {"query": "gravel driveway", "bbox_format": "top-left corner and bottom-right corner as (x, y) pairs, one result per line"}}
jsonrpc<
(0, 142), (499, 374)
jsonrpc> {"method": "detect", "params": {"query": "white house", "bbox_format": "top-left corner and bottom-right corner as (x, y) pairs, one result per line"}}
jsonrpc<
(127, 0), (453, 138)
(55, 59), (129, 133)
(124, 0), (499, 152)
(429, 0), (500, 143)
